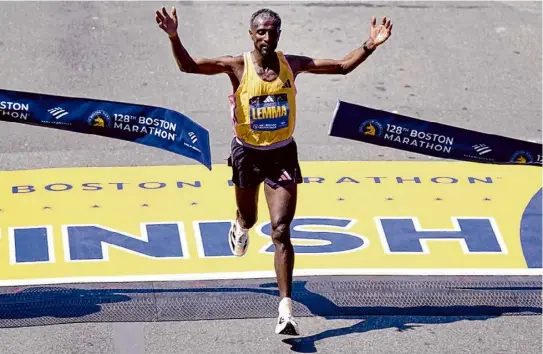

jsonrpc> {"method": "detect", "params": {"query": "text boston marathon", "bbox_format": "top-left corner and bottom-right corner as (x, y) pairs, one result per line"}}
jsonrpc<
(10, 174), (498, 194)
(0, 100), (30, 120)
(383, 123), (454, 153)
(113, 114), (178, 141)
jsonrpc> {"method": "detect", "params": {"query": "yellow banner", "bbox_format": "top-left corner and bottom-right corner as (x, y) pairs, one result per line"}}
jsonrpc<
(0, 161), (541, 286)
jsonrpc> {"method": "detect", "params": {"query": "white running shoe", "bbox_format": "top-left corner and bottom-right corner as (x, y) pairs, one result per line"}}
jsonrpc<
(228, 219), (249, 257)
(275, 313), (300, 335)
(275, 298), (300, 335)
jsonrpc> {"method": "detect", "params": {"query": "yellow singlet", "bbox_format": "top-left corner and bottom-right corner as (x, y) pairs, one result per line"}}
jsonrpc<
(228, 50), (297, 149)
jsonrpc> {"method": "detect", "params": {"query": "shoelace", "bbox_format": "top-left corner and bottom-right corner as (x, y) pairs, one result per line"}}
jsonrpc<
(279, 313), (296, 324)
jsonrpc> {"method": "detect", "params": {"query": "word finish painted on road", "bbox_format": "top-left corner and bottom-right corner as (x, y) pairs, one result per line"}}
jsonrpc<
(0, 161), (540, 286)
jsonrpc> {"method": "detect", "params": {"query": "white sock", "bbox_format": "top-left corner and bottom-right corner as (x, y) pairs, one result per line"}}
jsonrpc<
(235, 218), (248, 233)
(278, 297), (292, 316)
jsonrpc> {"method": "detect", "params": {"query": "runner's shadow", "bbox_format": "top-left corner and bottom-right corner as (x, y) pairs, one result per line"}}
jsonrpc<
(253, 281), (541, 353)
(0, 287), (132, 320)
(281, 315), (497, 353)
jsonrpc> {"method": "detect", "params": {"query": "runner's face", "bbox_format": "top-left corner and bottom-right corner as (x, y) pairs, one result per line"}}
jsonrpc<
(250, 18), (280, 57)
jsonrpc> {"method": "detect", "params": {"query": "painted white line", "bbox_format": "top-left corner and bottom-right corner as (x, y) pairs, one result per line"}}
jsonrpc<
(0, 268), (540, 287)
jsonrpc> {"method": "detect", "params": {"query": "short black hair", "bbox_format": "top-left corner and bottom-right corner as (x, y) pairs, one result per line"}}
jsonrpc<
(250, 8), (281, 29)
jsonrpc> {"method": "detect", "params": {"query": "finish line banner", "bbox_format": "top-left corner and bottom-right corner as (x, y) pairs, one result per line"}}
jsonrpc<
(329, 100), (542, 166)
(0, 89), (212, 170)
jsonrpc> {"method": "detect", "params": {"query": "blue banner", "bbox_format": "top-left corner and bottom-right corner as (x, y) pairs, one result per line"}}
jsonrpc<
(0, 89), (212, 170)
(329, 100), (542, 167)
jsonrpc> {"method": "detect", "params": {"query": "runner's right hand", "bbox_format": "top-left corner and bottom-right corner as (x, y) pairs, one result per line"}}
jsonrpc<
(155, 6), (178, 37)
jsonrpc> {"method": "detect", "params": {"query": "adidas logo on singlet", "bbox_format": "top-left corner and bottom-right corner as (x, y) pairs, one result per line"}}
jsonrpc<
(282, 79), (291, 88)
(263, 96), (275, 103)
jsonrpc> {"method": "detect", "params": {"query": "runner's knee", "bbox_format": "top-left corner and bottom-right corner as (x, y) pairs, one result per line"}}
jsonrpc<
(271, 217), (293, 244)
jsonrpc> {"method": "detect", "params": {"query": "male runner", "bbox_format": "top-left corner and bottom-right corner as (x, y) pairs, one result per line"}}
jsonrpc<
(155, 6), (392, 335)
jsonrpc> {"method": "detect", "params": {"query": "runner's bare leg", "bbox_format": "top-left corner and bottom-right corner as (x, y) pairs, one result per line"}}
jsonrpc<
(235, 185), (260, 229)
(264, 183), (297, 298)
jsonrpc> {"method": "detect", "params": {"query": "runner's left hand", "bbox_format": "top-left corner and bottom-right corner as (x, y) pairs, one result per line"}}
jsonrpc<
(368, 16), (393, 48)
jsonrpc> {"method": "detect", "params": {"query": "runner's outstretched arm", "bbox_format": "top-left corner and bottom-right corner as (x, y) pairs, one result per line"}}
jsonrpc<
(288, 16), (393, 76)
(155, 6), (239, 75)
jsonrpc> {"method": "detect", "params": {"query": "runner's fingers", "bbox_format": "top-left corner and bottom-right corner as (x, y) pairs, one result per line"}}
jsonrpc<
(162, 6), (171, 19)
(155, 10), (165, 22)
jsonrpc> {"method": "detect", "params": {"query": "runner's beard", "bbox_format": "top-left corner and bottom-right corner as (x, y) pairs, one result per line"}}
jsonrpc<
(260, 45), (275, 57)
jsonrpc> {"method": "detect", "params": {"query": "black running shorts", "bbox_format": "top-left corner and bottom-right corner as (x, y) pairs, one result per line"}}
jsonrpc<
(227, 137), (303, 189)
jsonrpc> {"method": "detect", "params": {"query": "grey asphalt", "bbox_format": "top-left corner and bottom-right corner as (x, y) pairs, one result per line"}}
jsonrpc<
(0, 1), (541, 353)
(0, 0), (541, 170)
(0, 315), (541, 354)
